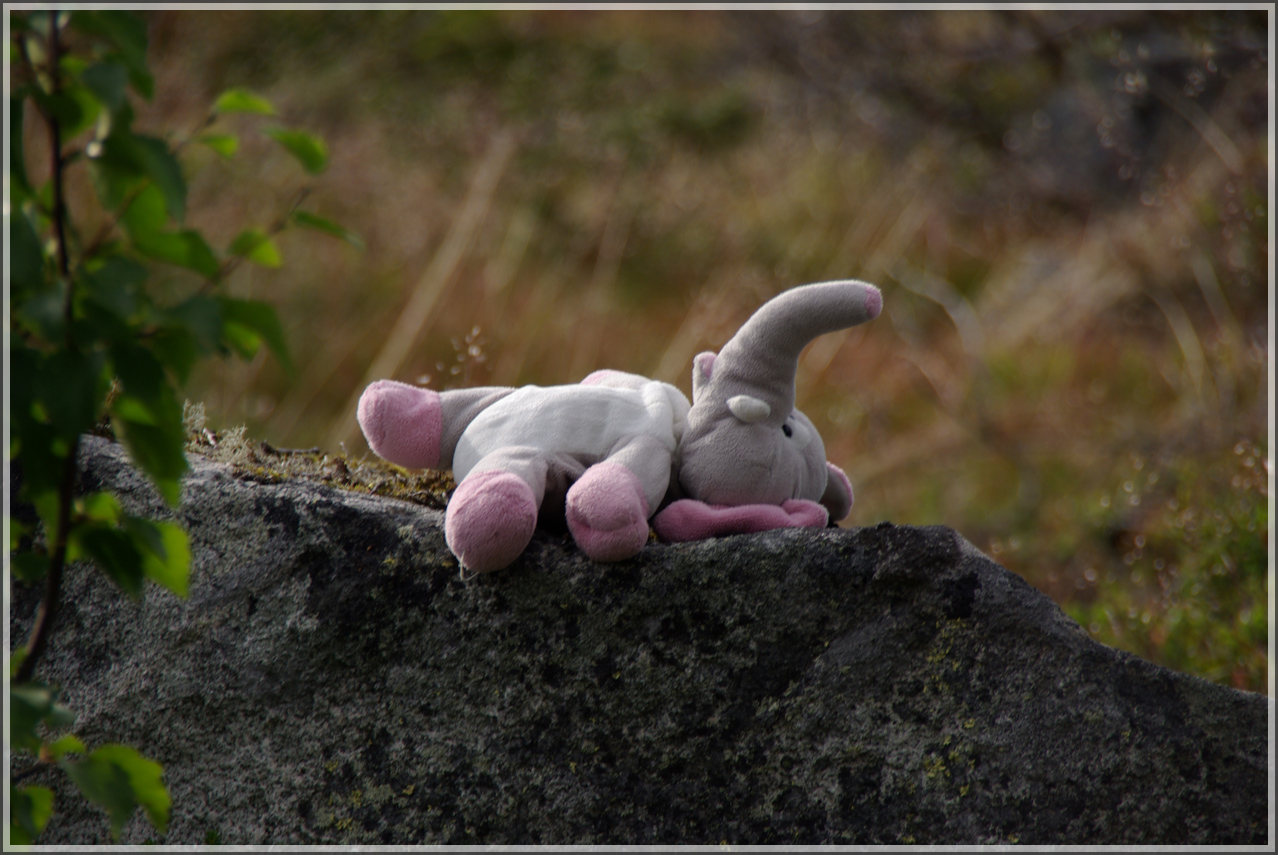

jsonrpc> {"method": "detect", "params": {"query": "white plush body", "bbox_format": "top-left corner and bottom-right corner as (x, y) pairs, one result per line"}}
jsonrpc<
(356, 280), (882, 574)
(453, 381), (688, 480)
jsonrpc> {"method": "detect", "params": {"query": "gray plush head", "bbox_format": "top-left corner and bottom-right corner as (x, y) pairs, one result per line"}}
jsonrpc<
(676, 280), (882, 519)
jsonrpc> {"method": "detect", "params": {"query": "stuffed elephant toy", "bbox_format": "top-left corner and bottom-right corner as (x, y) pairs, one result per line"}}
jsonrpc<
(356, 279), (881, 573)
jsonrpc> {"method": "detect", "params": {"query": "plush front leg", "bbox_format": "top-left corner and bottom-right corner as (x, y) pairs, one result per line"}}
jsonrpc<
(446, 470), (539, 574)
(565, 462), (652, 563)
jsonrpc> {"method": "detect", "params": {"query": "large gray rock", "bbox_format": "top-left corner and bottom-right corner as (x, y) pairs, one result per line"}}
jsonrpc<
(10, 436), (1270, 845)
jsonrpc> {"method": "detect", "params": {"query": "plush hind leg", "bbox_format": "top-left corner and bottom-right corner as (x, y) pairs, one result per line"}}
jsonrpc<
(446, 446), (552, 574)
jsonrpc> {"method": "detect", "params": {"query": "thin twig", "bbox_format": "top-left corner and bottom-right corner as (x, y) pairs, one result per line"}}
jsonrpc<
(47, 13), (71, 306)
(16, 13), (79, 687)
(15, 439), (79, 685)
(11, 763), (53, 785)
(260, 441), (322, 456)
(198, 187), (314, 295)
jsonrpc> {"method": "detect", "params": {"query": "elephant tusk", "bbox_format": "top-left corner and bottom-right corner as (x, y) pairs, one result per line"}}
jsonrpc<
(727, 394), (772, 423)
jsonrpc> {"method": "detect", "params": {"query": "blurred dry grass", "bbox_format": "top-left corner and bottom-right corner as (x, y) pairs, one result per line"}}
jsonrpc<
(44, 10), (1271, 690)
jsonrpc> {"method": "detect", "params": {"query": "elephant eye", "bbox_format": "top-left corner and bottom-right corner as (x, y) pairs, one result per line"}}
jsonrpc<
(782, 423), (793, 438)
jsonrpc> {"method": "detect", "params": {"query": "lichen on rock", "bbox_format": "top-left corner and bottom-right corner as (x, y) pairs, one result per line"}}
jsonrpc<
(8, 435), (1269, 845)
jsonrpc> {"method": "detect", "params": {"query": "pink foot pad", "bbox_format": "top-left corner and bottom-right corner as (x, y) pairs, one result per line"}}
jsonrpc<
(652, 498), (829, 543)
(357, 380), (442, 469)
(445, 470), (538, 573)
(566, 463), (651, 563)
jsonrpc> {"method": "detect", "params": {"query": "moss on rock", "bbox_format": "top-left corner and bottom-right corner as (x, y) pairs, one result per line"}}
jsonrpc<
(9, 435), (1268, 845)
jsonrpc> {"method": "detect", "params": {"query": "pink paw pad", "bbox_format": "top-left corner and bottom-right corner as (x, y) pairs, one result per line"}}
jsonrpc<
(357, 380), (442, 470)
(445, 470), (539, 574)
(566, 463), (651, 563)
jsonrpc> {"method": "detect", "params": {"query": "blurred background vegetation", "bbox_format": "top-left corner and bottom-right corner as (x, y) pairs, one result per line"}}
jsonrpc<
(23, 9), (1269, 691)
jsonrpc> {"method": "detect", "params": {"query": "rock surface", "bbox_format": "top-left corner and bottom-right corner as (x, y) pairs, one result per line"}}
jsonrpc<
(9, 435), (1271, 845)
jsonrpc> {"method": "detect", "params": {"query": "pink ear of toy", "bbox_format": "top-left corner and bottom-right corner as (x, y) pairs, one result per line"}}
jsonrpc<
(652, 498), (828, 543)
(694, 352), (716, 381)
(824, 462), (854, 522)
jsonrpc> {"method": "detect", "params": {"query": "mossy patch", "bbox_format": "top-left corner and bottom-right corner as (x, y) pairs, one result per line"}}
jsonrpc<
(175, 402), (456, 511)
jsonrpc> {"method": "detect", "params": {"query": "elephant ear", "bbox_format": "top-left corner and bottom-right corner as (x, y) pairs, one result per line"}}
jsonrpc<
(691, 351), (717, 403)
(820, 462), (854, 522)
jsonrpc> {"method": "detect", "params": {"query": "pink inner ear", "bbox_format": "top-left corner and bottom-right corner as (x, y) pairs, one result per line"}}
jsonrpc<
(694, 352), (716, 381)
(580, 370), (618, 386)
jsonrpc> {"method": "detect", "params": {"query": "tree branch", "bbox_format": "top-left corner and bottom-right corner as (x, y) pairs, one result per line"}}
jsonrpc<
(15, 11), (78, 687)
(14, 439), (79, 685)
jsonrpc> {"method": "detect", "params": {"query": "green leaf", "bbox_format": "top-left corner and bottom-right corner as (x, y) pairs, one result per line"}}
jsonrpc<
(10, 87), (33, 200)
(121, 182), (168, 236)
(10, 517), (31, 551)
(9, 682), (76, 752)
(82, 256), (148, 325)
(31, 90), (87, 133)
(198, 132), (239, 159)
(100, 745), (172, 837)
(69, 11), (153, 99)
(213, 87), (275, 116)
(63, 756), (136, 841)
(89, 151), (146, 213)
(109, 341), (170, 419)
(161, 294), (224, 355)
(49, 734), (88, 759)
(132, 135), (187, 224)
(10, 210), (46, 296)
(16, 277), (69, 343)
(131, 229), (219, 278)
(147, 327), (201, 385)
(65, 85), (105, 139)
(125, 517), (191, 598)
(31, 492), (66, 555)
(93, 130), (186, 223)
(10, 784), (55, 845)
(291, 210), (364, 250)
(149, 295), (223, 382)
(79, 491), (123, 524)
(10, 11), (36, 33)
(81, 61), (130, 115)
(73, 525), (145, 598)
(61, 742), (170, 842)
(218, 297), (293, 374)
(229, 228), (282, 268)
(11, 551), (50, 583)
(112, 419), (187, 507)
(264, 127), (328, 174)
(8, 391), (65, 494)
(39, 349), (109, 444)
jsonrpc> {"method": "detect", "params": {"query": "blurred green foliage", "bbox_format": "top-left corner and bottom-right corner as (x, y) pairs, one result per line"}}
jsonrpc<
(8, 8), (351, 841)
